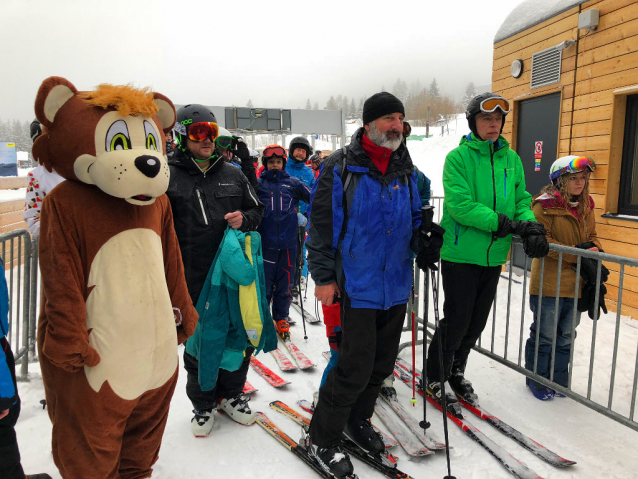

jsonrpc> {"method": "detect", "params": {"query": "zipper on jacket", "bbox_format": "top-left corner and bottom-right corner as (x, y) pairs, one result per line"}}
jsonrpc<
(486, 142), (497, 267)
(454, 222), (460, 246)
(196, 189), (208, 225)
(504, 168), (507, 197)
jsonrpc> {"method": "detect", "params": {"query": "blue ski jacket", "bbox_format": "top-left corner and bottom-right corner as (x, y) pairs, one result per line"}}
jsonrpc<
(1, 256), (17, 412)
(257, 169), (311, 251)
(285, 159), (315, 215)
(185, 227), (278, 391)
(307, 128), (422, 310)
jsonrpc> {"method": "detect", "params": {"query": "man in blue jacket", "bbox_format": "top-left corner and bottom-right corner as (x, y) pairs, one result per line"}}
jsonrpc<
(1, 263), (52, 479)
(286, 136), (315, 290)
(305, 92), (441, 478)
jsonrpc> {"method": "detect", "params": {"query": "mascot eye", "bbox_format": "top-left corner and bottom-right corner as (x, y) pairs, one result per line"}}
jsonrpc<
(105, 120), (131, 151)
(144, 121), (159, 152)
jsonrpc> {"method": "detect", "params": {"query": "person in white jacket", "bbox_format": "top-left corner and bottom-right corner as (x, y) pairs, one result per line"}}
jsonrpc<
(23, 120), (64, 237)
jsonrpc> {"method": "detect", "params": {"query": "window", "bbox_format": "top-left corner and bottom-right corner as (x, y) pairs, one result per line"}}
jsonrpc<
(618, 94), (638, 215)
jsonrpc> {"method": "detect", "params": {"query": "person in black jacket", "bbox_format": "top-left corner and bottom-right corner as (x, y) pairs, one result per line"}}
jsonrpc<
(166, 104), (264, 437)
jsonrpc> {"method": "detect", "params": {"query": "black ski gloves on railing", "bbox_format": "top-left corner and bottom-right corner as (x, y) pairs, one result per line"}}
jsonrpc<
(495, 213), (549, 258)
(416, 222), (445, 272)
(572, 242), (609, 319)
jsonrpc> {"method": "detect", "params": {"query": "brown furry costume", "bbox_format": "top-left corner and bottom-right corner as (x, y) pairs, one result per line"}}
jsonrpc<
(33, 76), (198, 479)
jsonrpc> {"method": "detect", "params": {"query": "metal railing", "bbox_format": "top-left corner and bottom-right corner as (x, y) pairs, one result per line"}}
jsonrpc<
(404, 197), (638, 432)
(1, 230), (37, 380)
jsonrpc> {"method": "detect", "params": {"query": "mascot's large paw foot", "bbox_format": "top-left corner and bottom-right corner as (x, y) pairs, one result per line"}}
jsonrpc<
(191, 409), (214, 437)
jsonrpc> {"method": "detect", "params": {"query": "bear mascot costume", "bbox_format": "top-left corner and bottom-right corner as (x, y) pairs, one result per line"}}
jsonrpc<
(32, 76), (198, 479)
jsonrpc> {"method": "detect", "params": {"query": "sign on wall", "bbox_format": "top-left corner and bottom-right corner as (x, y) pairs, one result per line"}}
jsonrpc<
(0, 142), (18, 177)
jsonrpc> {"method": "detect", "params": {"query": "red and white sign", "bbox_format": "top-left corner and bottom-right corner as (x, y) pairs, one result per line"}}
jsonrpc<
(534, 141), (543, 159)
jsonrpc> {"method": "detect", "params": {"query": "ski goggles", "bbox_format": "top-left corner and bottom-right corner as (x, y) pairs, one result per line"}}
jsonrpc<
(187, 122), (219, 142)
(549, 156), (596, 181)
(216, 135), (233, 149)
(480, 97), (510, 115)
(263, 145), (287, 159)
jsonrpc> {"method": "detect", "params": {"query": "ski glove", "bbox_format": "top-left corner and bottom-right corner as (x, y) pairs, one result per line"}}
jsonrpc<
(495, 213), (546, 238)
(522, 233), (549, 258)
(576, 257), (610, 286)
(416, 222), (445, 272)
(233, 137), (251, 161)
(578, 282), (608, 320)
(297, 213), (308, 227)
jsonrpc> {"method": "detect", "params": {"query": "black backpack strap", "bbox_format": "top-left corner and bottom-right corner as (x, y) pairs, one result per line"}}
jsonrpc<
(339, 146), (351, 243)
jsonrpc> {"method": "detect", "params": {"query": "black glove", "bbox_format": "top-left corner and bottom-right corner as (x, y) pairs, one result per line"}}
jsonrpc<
(511, 221), (546, 238)
(578, 282), (608, 320)
(578, 258), (610, 285)
(574, 241), (598, 251)
(522, 233), (549, 258)
(416, 223), (445, 271)
(233, 136), (251, 161)
(494, 213), (513, 238)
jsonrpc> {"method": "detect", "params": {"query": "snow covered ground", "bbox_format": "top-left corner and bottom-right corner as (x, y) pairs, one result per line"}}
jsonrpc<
(12, 116), (638, 478)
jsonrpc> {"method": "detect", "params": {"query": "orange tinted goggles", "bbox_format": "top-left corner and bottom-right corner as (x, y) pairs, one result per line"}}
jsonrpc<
(263, 145), (287, 159)
(480, 98), (510, 115)
(187, 122), (219, 142)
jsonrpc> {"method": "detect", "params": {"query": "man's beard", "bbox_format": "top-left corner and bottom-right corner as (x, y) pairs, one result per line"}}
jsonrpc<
(368, 122), (402, 151)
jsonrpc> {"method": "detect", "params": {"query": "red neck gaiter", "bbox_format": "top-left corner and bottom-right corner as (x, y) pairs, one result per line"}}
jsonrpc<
(361, 133), (393, 175)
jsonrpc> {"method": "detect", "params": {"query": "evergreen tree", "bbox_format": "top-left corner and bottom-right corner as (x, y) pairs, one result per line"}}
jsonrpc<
(462, 82), (478, 109)
(349, 98), (356, 119)
(392, 78), (408, 103)
(326, 96), (338, 110)
(341, 96), (349, 118)
(357, 97), (364, 118)
(246, 99), (254, 108)
(305, 99), (312, 109)
(429, 78), (440, 98)
(313, 101), (319, 110)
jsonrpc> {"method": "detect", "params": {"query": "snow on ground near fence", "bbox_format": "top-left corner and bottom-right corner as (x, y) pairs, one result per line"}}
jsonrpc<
(12, 116), (638, 477)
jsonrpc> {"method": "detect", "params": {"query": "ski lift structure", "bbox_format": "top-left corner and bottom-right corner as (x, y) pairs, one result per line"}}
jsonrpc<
(175, 105), (346, 152)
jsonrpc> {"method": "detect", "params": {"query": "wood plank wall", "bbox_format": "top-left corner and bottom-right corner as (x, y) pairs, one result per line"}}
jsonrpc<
(493, 0), (638, 319)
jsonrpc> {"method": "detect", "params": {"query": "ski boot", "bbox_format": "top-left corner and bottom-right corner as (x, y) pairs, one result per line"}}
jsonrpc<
(275, 318), (291, 341)
(425, 380), (463, 418)
(218, 394), (256, 425)
(448, 373), (480, 406)
(305, 431), (356, 479)
(344, 418), (385, 456)
(528, 381), (555, 401)
(191, 408), (215, 437)
(380, 374), (397, 400)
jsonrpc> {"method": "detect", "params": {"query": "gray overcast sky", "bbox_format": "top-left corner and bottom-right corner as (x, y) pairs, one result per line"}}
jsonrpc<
(1, 0), (527, 121)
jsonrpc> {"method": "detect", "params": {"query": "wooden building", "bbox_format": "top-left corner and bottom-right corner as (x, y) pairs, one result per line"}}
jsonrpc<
(492, 0), (638, 318)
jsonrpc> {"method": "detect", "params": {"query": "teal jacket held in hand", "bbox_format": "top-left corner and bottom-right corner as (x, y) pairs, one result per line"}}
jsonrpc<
(185, 227), (277, 391)
(440, 133), (536, 267)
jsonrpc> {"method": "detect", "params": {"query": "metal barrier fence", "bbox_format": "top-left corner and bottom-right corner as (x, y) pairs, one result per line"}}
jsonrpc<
(1, 230), (37, 381)
(403, 196), (638, 432)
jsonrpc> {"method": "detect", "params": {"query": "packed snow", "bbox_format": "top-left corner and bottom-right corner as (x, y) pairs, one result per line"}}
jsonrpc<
(494, 0), (588, 43)
(11, 116), (638, 479)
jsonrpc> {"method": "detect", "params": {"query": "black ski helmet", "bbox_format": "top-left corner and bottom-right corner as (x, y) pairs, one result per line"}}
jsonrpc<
(174, 104), (218, 151)
(30, 119), (42, 142)
(288, 136), (313, 162)
(466, 92), (509, 140)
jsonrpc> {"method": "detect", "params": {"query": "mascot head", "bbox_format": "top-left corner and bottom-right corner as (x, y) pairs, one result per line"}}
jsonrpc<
(33, 76), (176, 206)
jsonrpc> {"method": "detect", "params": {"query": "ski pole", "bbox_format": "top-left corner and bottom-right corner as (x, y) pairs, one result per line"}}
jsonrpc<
(298, 226), (308, 340)
(422, 205), (455, 479)
(410, 265), (417, 407)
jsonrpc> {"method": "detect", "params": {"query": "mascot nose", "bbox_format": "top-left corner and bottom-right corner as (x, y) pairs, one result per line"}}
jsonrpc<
(135, 155), (161, 178)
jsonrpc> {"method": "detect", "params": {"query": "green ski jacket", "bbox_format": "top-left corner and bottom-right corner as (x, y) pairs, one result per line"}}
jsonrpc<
(440, 133), (536, 267)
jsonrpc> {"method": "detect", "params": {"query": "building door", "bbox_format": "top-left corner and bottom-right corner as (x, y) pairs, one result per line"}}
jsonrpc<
(511, 92), (561, 269)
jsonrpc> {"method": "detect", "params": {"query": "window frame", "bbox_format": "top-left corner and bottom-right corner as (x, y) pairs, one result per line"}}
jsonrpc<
(618, 94), (638, 216)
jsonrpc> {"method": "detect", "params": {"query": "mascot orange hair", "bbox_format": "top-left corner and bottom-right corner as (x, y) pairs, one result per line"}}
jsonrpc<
(33, 76), (198, 479)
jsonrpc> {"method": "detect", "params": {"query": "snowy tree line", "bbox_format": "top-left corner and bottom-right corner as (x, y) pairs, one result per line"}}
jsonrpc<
(0, 119), (32, 156)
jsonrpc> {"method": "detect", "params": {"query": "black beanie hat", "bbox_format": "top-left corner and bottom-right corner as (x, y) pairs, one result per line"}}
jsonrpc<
(363, 92), (405, 125)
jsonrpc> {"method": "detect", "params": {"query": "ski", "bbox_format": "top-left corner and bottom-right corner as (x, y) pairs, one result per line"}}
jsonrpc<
(255, 412), (354, 479)
(291, 297), (321, 323)
(270, 347), (298, 371)
(278, 333), (315, 370)
(297, 399), (400, 449)
(393, 365), (544, 479)
(378, 387), (446, 451)
(242, 381), (258, 395)
(249, 356), (290, 388)
(395, 358), (576, 468)
(270, 401), (414, 479)
(373, 399), (433, 457)
(323, 351), (331, 361)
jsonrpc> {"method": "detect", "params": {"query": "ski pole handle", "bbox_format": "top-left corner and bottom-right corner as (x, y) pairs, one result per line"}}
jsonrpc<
(421, 205), (434, 233)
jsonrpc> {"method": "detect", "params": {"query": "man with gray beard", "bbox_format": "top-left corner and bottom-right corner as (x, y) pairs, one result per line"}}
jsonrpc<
(304, 92), (442, 477)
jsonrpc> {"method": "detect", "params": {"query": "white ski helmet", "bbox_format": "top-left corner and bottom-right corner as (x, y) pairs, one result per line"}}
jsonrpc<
(216, 127), (233, 149)
(549, 155), (596, 187)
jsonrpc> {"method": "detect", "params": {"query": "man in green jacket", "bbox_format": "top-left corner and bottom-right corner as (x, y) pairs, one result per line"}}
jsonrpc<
(425, 93), (549, 406)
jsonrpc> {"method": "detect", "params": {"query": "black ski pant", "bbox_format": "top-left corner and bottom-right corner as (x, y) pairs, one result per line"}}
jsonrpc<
(426, 260), (501, 382)
(309, 301), (406, 447)
(0, 339), (25, 479)
(184, 347), (254, 412)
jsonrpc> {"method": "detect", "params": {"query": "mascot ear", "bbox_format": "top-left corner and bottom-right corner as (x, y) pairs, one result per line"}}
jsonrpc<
(34, 76), (78, 129)
(152, 93), (176, 134)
